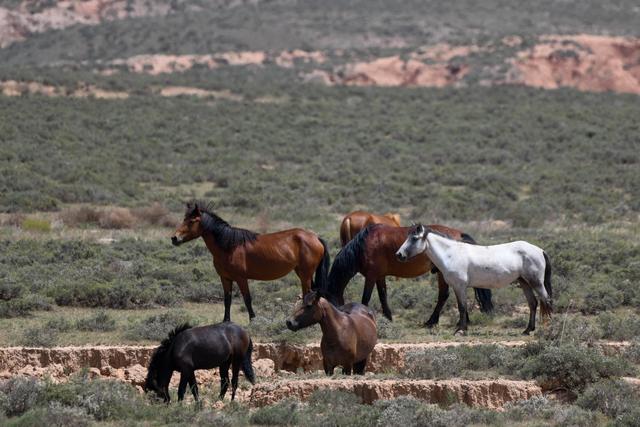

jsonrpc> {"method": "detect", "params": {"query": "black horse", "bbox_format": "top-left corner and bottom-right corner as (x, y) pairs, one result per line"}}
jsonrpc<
(144, 322), (255, 402)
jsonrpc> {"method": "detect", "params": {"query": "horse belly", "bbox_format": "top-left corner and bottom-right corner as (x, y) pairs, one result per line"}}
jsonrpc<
(468, 259), (521, 288)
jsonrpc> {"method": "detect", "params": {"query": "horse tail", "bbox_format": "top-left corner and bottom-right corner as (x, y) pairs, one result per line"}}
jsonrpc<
(460, 231), (494, 313)
(313, 237), (331, 293)
(327, 225), (373, 305)
(542, 251), (553, 316)
(241, 338), (256, 384)
(340, 218), (351, 246)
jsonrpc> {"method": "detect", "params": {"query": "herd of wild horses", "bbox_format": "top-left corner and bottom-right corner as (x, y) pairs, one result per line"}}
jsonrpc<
(145, 201), (553, 402)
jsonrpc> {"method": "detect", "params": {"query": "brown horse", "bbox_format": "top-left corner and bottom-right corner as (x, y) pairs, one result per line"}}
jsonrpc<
(171, 201), (330, 322)
(340, 210), (401, 246)
(327, 224), (493, 325)
(286, 290), (377, 375)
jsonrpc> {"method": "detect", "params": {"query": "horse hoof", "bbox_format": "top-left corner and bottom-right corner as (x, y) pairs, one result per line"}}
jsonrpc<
(454, 329), (466, 336)
(522, 329), (533, 336)
(424, 321), (437, 329)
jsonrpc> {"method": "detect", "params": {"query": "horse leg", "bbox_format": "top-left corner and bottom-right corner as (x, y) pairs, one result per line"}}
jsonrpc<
(519, 279), (538, 335)
(222, 278), (233, 322)
(236, 278), (256, 320)
(231, 359), (240, 401)
(353, 360), (367, 375)
(323, 359), (334, 376)
(425, 272), (450, 328)
(529, 277), (552, 322)
(342, 365), (352, 375)
(452, 284), (469, 335)
(294, 267), (313, 296)
(375, 278), (393, 321)
(177, 371), (190, 402)
(188, 372), (198, 401)
(219, 362), (230, 400)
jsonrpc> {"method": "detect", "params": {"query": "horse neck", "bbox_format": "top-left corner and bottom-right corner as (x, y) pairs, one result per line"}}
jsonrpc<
(202, 231), (228, 258)
(154, 350), (174, 388)
(318, 299), (347, 344)
(425, 233), (455, 269)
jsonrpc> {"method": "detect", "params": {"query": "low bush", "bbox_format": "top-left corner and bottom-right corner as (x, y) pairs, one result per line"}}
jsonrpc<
(581, 282), (625, 314)
(0, 295), (53, 318)
(125, 310), (196, 342)
(404, 344), (515, 379)
(21, 218), (51, 232)
(250, 400), (300, 425)
(98, 208), (135, 229)
(596, 312), (640, 341)
(20, 326), (59, 347)
(75, 311), (116, 332)
(0, 377), (44, 417)
(10, 402), (92, 427)
(376, 316), (404, 340)
(45, 318), (73, 333)
(576, 379), (638, 419)
(59, 206), (101, 227)
(517, 343), (632, 393)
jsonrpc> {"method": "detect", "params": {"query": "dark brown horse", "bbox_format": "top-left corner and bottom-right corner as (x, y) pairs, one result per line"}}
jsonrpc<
(286, 290), (377, 375)
(327, 224), (493, 324)
(171, 201), (330, 322)
(144, 322), (255, 402)
(340, 210), (401, 246)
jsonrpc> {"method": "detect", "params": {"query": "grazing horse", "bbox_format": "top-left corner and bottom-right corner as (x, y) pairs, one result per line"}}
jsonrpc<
(340, 210), (401, 246)
(144, 322), (255, 402)
(396, 224), (552, 335)
(327, 223), (493, 323)
(286, 290), (377, 375)
(171, 201), (330, 322)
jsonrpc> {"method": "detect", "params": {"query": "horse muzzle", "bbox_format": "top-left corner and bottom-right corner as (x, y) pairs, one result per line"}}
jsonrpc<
(396, 251), (408, 262)
(171, 236), (182, 246)
(285, 319), (298, 331)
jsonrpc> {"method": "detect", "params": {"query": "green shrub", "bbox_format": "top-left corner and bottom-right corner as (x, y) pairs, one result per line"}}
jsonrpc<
(9, 402), (91, 427)
(404, 345), (515, 379)
(581, 283), (625, 314)
(249, 400), (300, 425)
(517, 343), (632, 393)
(375, 396), (421, 427)
(597, 312), (640, 341)
(75, 311), (116, 332)
(576, 379), (638, 419)
(44, 318), (73, 333)
(20, 326), (59, 347)
(377, 316), (404, 340)
(305, 390), (380, 427)
(125, 310), (195, 341)
(21, 218), (51, 232)
(0, 377), (44, 417)
(0, 295), (53, 318)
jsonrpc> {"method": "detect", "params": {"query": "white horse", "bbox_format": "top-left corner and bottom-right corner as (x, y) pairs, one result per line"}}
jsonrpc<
(396, 224), (552, 335)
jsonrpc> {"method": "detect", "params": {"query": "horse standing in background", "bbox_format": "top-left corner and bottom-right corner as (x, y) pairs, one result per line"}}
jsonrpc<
(171, 201), (330, 322)
(340, 210), (401, 246)
(327, 223), (493, 323)
(396, 224), (552, 335)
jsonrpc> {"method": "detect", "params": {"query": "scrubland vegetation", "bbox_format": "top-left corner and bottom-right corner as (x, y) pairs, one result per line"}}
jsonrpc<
(1, 0), (640, 424)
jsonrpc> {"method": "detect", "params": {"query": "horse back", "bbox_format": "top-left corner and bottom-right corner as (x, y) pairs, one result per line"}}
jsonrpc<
(172, 323), (249, 371)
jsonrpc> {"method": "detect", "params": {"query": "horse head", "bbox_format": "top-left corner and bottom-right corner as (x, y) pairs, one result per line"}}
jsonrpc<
(171, 201), (205, 246)
(286, 290), (324, 331)
(396, 223), (428, 262)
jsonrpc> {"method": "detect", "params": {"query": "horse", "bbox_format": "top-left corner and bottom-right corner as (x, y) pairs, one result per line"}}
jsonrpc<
(286, 290), (377, 375)
(327, 223), (493, 324)
(144, 322), (255, 402)
(340, 210), (401, 246)
(396, 224), (552, 335)
(171, 201), (330, 322)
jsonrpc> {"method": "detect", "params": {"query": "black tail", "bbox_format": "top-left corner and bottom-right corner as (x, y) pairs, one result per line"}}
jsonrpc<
(543, 251), (553, 300)
(241, 339), (256, 384)
(326, 225), (375, 305)
(460, 232), (494, 314)
(312, 238), (331, 292)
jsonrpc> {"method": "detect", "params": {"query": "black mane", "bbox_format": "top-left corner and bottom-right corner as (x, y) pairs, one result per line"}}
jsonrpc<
(145, 323), (192, 388)
(186, 200), (258, 251)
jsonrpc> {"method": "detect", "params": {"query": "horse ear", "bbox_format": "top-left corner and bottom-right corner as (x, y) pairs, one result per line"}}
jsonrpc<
(416, 223), (425, 235)
(193, 203), (201, 216)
